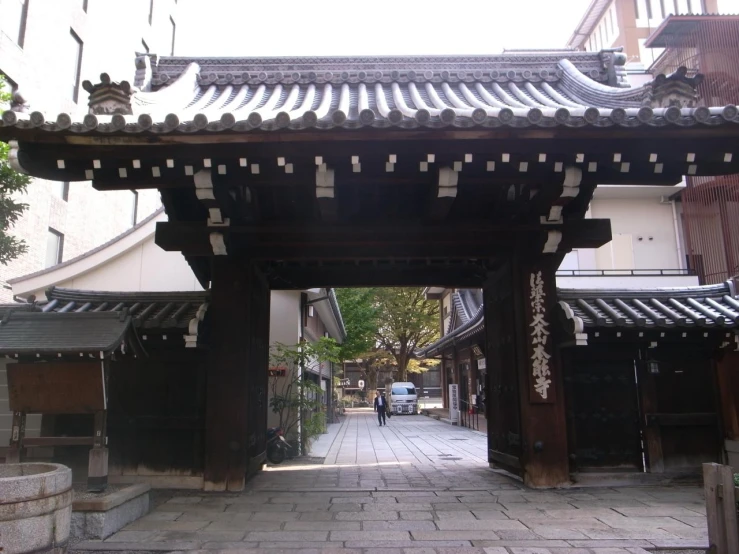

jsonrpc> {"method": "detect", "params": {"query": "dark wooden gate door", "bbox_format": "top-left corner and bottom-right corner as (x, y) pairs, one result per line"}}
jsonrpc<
(641, 346), (721, 471)
(246, 265), (270, 477)
(563, 346), (644, 472)
(483, 267), (523, 476)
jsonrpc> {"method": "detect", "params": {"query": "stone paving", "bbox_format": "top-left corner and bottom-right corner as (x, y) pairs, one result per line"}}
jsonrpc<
(71, 411), (709, 553)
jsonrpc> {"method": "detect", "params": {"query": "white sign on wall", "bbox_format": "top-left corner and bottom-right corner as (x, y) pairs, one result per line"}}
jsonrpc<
(358, 380), (365, 389)
(449, 384), (459, 424)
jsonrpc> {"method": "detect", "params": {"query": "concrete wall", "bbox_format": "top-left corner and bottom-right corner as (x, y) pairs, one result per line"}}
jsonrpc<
(0, 0), (179, 300)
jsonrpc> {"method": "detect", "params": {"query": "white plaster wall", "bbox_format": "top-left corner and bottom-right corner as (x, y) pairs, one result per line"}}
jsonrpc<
(269, 291), (301, 347)
(588, 197), (681, 271)
(56, 241), (201, 293)
(267, 291), (301, 430)
(556, 274), (699, 289)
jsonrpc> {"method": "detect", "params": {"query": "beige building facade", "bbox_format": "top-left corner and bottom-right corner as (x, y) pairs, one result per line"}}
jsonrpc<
(0, 0), (178, 300)
(567, 0), (719, 66)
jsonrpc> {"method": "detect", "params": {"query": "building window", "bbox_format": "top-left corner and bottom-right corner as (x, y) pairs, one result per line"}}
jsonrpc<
(148, 0), (154, 24)
(169, 16), (176, 55)
(634, 0), (640, 18)
(130, 191), (139, 226)
(4, 0), (29, 47)
(45, 229), (64, 268)
(69, 30), (83, 103)
(52, 181), (69, 202)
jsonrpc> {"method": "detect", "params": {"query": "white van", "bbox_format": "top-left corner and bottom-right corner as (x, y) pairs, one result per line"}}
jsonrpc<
(390, 382), (418, 415)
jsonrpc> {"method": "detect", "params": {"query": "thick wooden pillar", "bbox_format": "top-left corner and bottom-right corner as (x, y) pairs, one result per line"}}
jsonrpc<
(204, 258), (270, 491)
(87, 410), (109, 491)
(716, 349), (739, 469)
(484, 255), (569, 487)
(716, 350), (739, 441)
(6, 411), (26, 463)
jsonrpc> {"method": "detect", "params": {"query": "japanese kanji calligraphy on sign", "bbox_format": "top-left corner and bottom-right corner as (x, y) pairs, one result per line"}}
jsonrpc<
(529, 271), (553, 403)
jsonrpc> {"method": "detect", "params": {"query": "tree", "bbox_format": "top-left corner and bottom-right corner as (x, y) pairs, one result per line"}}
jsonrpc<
(356, 350), (395, 395)
(375, 288), (439, 382)
(334, 288), (379, 362)
(0, 78), (30, 265)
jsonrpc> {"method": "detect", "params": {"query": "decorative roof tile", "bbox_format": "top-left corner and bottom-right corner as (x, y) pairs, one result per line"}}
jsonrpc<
(3, 52), (735, 135)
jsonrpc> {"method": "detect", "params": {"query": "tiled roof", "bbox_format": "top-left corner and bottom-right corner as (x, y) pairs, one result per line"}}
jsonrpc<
(0, 288), (210, 355)
(0, 311), (130, 355)
(416, 281), (739, 358)
(3, 52), (736, 134)
(41, 287), (209, 330)
(421, 290), (485, 358)
(558, 281), (739, 330)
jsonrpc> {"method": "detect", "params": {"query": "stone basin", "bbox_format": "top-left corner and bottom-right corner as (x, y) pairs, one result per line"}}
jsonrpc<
(0, 463), (72, 554)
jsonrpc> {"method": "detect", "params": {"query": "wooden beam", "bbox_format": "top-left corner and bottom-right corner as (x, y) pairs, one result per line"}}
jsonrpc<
(6, 122), (739, 149)
(265, 263), (491, 289)
(426, 166), (458, 221)
(22, 436), (95, 447)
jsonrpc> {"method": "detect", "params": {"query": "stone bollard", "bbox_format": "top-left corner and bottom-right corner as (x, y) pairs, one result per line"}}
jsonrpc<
(0, 463), (72, 554)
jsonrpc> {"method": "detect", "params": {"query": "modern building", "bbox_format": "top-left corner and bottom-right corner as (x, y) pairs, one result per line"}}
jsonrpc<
(567, 0), (720, 69)
(0, 0), (179, 300)
(568, 4), (739, 285)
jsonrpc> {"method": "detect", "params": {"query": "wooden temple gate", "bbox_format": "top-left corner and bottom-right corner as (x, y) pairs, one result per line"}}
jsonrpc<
(2, 51), (739, 489)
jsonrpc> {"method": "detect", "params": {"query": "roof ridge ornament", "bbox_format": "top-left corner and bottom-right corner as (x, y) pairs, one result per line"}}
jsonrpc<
(598, 48), (628, 88)
(10, 91), (30, 113)
(644, 66), (704, 109)
(82, 73), (134, 115)
(134, 52), (157, 92)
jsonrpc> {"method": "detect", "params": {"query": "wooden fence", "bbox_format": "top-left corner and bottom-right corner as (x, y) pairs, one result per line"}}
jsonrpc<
(703, 463), (739, 554)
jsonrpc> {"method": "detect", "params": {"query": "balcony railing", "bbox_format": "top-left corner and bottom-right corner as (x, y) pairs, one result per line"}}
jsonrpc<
(556, 269), (696, 277)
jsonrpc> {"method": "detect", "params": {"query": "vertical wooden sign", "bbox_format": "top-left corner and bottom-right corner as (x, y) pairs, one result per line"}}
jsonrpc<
(526, 270), (555, 403)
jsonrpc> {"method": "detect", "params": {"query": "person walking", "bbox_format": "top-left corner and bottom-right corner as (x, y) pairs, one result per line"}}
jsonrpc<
(374, 390), (387, 426)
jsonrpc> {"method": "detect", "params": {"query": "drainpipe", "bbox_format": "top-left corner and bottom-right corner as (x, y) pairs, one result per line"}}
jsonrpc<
(299, 292), (307, 455)
(662, 195), (685, 271)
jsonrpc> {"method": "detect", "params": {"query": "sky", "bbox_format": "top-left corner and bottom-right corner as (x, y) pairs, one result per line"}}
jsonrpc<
(176, 0), (739, 58)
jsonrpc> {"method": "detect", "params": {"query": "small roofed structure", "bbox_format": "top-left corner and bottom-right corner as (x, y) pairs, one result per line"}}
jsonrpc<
(0, 288), (209, 490)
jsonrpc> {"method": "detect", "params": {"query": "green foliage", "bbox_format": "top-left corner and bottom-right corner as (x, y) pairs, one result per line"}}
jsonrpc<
(304, 411), (326, 441)
(374, 288), (439, 381)
(268, 338), (340, 450)
(735, 473), (739, 486)
(336, 288), (440, 382)
(0, 77), (30, 265)
(335, 288), (380, 361)
(356, 349), (395, 393)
